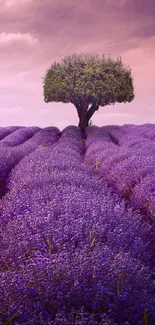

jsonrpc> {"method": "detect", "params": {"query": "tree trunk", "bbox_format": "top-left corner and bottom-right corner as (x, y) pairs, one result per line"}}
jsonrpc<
(78, 102), (99, 128)
(79, 100), (89, 130)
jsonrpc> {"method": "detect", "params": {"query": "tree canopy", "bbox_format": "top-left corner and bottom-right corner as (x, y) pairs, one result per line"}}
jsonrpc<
(43, 52), (135, 131)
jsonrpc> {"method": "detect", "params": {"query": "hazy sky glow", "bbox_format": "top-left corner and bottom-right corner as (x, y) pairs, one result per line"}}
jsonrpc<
(0, 0), (155, 129)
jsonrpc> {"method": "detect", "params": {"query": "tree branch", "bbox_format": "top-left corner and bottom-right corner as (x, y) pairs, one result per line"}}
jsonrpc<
(86, 102), (99, 125)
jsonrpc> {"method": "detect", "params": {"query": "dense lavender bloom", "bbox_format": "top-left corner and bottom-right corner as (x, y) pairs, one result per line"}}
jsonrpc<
(0, 126), (25, 141)
(107, 124), (155, 150)
(84, 126), (138, 171)
(85, 127), (155, 223)
(1, 165), (111, 225)
(0, 127), (40, 147)
(103, 154), (155, 196)
(1, 178), (152, 259)
(0, 127), (61, 196)
(11, 126), (60, 158)
(61, 126), (85, 151)
(114, 134), (155, 151)
(102, 124), (155, 148)
(85, 126), (113, 148)
(0, 166), (154, 324)
(0, 124), (155, 325)
(83, 126), (101, 146)
(6, 140), (84, 192)
(6, 161), (98, 194)
(98, 126), (121, 146)
(0, 147), (26, 198)
(99, 125), (122, 138)
(133, 123), (155, 141)
(85, 141), (116, 161)
(0, 148), (22, 179)
(130, 173), (155, 220)
(84, 128), (117, 164)
(84, 146), (130, 172)
(61, 125), (82, 140)
(0, 247), (154, 324)
(0, 127), (45, 197)
(57, 137), (82, 154)
(18, 126), (60, 148)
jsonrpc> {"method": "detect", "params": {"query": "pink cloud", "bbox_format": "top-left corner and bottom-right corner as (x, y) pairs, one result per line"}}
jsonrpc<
(0, 32), (38, 45)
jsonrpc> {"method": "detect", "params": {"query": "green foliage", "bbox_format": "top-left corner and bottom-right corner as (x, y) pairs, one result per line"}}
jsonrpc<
(43, 52), (135, 107)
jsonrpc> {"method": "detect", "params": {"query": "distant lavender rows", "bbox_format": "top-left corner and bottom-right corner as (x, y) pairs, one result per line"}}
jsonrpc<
(0, 124), (155, 223)
(0, 124), (155, 325)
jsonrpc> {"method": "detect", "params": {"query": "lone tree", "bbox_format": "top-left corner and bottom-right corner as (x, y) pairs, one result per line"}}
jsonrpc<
(43, 53), (134, 133)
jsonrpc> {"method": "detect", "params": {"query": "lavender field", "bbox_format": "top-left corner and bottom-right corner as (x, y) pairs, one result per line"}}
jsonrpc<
(0, 124), (155, 325)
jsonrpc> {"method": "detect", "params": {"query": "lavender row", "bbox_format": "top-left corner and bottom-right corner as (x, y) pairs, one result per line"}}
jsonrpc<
(5, 129), (84, 193)
(0, 127), (60, 181)
(130, 173), (155, 219)
(85, 125), (114, 148)
(107, 124), (155, 147)
(0, 170), (154, 324)
(0, 126), (40, 147)
(0, 127), (61, 198)
(113, 134), (155, 151)
(104, 154), (155, 194)
(127, 123), (155, 141)
(11, 125), (82, 161)
(0, 126), (25, 141)
(84, 127), (155, 222)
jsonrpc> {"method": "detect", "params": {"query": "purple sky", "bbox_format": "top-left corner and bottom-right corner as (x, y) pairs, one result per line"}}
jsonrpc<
(0, 0), (155, 130)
